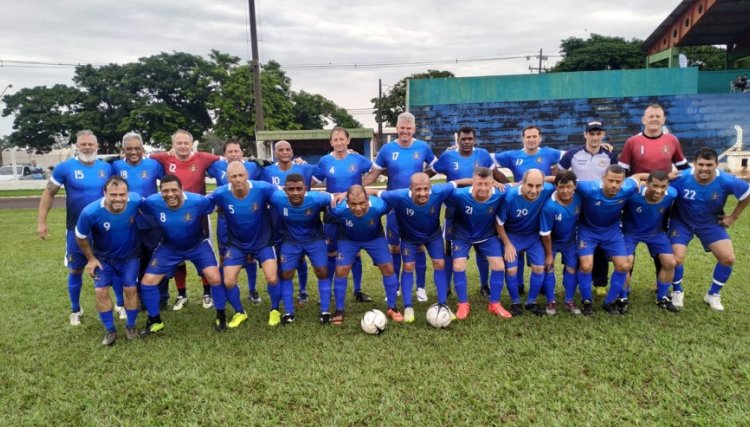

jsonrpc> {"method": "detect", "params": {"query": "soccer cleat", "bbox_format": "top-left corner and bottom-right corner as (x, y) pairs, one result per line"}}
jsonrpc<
(617, 298), (630, 314)
(518, 286), (526, 296)
(704, 293), (724, 311)
(416, 288), (428, 302)
(564, 301), (582, 315)
(404, 307), (415, 323)
(297, 292), (309, 304)
(331, 310), (345, 325)
(581, 300), (594, 316)
(159, 300), (169, 311)
(140, 320), (164, 337)
(281, 313), (296, 326)
(354, 291), (373, 303)
(657, 297), (679, 313)
(215, 318), (228, 332)
(268, 309), (281, 326)
(456, 302), (470, 320)
(101, 331), (117, 346)
(602, 302), (621, 315)
(114, 305), (127, 320)
(546, 301), (558, 316)
(249, 291), (262, 304)
(125, 326), (140, 340)
(525, 302), (546, 317)
(509, 303), (523, 317)
(69, 309), (84, 326)
(172, 296), (188, 311)
(479, 285), (490, 299)
(387, 308), (405, 322)
(595, 286), (608, 297)
(227, 312), (249, 328)
(670, 291), (684, 308)
(202, 294), (214, 309)
(487, 302), (512, 318)
(319, 311), (332, 325)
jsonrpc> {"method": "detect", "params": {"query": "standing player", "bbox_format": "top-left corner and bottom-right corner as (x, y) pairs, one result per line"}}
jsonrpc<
(622, 170), (678, 312)
(329, 186), (402, 324)
(37, 130), (112, 325)
(150, 129), (221, 309)
(270, 174), (333, 324)
(447, 167), (509, 319)
(312, 127), (373, 302)
(75, 177), (142, 344)
(669, 148), (750, 311)
(496, 169), (554, 316)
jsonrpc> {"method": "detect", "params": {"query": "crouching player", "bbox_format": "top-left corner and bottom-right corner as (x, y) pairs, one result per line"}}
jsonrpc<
(76, 176), (142, 345)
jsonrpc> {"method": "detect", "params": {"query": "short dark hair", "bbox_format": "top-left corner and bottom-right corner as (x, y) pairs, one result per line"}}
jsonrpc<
(330, 127), (349, 139)
(555, 170), (577, 186)
(346, 185), (366, 199)
(647, 170), (670, 182)
(646, 103), (664, 112)
(473, 166), (492, 178)
(458, 126), (476, 137)
(605, 164), (626, 176)
(285, 173), (304, 185)
(522, 125), (541, 137)
(223, 138), (243, 153)
(160, 174), (182, 189)
(104, 175), (129, 191)
(695, 147), (719, 163)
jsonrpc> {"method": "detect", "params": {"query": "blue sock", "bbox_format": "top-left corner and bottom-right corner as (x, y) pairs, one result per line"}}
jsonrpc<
(112, 280), (125, 307)
(526, 272), (545, 304)
(225, 285), (244, 313)
(392, 252), (401, 278)
(619, 285), (631, 300)
(141, 285), (160, 317)
(710, 263), (732, 295)
(476, 255), (489, 287)
(578, 271), (593, 302)
(562, 270), (576, 303)
(544, 271), (557, 302)
(401, 271), (414, 308)
(453, 271), (468, 303)
(125, 309), (139, 328)
(673, 264), (684, 292)
(280, 277), (295, 314)
(68, 273), (83, 312)
(505, 272), (520, 304)
(352, 257), (362, 293)
(333, 276), (347, 311)
(297, 261), (308, 295)
(210, 284), (227, 311)
(444, 254), (453, 290)
(246, 261), (257, 293)
(434, 268), (448, 305)
(517, 256), (526, 291)
(319, 278), (332, 312)
(383, 274), (399, 310)
(98, 310), (116, 332)
(267, 283), (281, 310)
(489, 269), (504, 303)
(416, 251), (427, 290)
(327, 256), (337, 281)
(656, 280), (671, 301)
(605, 271), (627, 304)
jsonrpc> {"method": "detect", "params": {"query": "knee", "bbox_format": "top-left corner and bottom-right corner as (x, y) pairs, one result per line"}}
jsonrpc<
(719, 254), (736, 266)
(313, 267), (327, 279)
(432, 260), (445, 270)
(402, 262), (415, 273)
(579, 262), (593, 273)
(661, 256), (676, 271)
(281, 270), (295, 280)
(380, 264), (395, 276)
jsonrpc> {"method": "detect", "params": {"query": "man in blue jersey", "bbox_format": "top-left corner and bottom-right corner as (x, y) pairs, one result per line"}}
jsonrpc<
(577, 165), (643, 315)
(75, 176), (142, 345)
(496, 169), (555, 316)
(210, 162), (281, 327)
(38, 130), (112, 326)
(669, 148), (750, 311)
(139, 175), (225, 334)
(448, 167), (509, 319)
(312, 127), (374, 303)
(622, 170), (678, 312)
(207, 139), (264, 305)
(540, 171), (583, 315)
(362, 112), (436, 294)
(270, 174), (333, 324)
(329, 185), (402, 324)
(373, 173), (454, 323)
(262, 140), (316, 303)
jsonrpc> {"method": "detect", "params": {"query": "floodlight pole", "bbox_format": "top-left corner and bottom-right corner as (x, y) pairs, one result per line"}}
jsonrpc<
(249, 0), (264, 132)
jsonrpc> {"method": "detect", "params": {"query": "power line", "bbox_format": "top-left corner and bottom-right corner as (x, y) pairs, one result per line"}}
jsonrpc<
(283, 53), (561, 70)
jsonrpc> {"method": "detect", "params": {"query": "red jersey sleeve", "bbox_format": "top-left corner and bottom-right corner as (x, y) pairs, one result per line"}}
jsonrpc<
(670, 136), (688, 168)
(618, 138), (634, 169)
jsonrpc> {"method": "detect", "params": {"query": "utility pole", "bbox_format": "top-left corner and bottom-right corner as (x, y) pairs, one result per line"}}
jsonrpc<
(528, 48), (549, 73)
(377, 79), (383, 148)
(248, 0), (264, 131)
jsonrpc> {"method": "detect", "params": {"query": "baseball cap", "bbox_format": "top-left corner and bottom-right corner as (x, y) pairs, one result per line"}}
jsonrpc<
(585, 121), (604, 132)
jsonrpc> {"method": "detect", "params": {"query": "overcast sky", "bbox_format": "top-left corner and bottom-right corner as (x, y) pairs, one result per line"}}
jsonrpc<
(0, 0), (680, 138)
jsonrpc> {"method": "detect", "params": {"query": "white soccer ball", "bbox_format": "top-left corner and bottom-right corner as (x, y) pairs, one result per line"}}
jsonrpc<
(361, 309), (388, 335)
(426, 303), (453, 329)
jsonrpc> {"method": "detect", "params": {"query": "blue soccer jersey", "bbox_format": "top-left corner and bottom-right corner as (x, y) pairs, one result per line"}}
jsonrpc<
(208, 181), (276, 252)
(498, 183), (554, 234)
(312, 153), (372, 193)
(577, 178), (639, 233)
(623, 186), (677, 236)
(75, 192), (143, 261)
(50, 158), (112, 230)
(374, 140), (436, 190)
(142, 191), (215, 251)
(539, 193), (582, 246)
(111, 158), (165, 197)
(447, 187), (506, 243)
(431, 148), (495, 181)
(269, 190), (331, 242)
(330, 195), (390, 242)
(261, 163), (316, 188)
(671, 169), (750, 228)
(493, 147), (561, 181)
(207, 159), (262, 186)
(379, 183), (455, 244)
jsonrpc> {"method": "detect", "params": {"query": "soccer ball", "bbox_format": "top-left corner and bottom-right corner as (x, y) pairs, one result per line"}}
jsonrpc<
(426, 304), (452, 329)
(361, 309), (388, 335)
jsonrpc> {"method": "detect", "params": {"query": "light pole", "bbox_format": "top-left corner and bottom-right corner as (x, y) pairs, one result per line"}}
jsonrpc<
(0, 84), (12, 99)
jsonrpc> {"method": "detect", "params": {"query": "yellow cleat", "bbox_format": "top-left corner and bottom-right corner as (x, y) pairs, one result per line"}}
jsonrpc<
(595, 286), (608, 297)
(228, 312), (248, 328)
(268, 309), (281, 326)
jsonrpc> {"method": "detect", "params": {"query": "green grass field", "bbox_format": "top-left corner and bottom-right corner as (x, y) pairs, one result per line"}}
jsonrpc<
(2, 206), (750, 425)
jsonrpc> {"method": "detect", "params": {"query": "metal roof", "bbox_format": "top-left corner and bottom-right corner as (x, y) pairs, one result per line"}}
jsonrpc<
(256, 128), (374, 141)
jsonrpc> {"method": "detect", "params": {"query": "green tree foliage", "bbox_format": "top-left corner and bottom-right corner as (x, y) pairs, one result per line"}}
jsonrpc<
(371, 70), (454, 127)
(550, 34), (646, 72)
(292, 90), (361, 129)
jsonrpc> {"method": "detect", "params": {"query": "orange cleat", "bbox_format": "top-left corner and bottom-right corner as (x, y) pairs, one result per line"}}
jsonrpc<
(387, 308), (404, 323)
(488, 302), (512, 318)
(456, 302), (470, 320)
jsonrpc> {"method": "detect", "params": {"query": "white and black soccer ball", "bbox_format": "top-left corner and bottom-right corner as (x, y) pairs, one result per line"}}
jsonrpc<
(361, 309), (388, 335)
(426, 303), (452, 329)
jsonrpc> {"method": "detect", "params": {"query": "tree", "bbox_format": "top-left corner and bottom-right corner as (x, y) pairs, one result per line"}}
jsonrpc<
(550, 34), (646, 72)
(371, 70), (454, 127)
(292, 90), (361, 129)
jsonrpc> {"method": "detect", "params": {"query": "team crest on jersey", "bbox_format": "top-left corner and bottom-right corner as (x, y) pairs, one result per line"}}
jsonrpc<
(412, 152), (421, 160)
(488, 207), (494, 214)
(349, 164), (357, 172)
(368, 219), (376, 227)
(252, 203), (260, 212)
(429, 207), (436, 215)
(279, 254), (286, 264)
(150, 259), (159, 267)
(712, 192), (718, 200)
(575, 207), (581, 215)
(129, 216), (135, 224)
(659, 208), (665, 214)
(536, 157), (543, 163)
(305, 208), (313, 216)
(184, 213), (192, 222)
(662, 145), (669, 153)
(598, 159), (608, 168)
(403, 248), (411, 256)
(670, 229), (679, 238)
(141, 171), (149, 179)
(98, 170), (106, 178)
(190, 165), (198, 172)
(336, 253), (345, 261)
(578, 240), (588, 250)
(452, 244), (462, 252)
(67, 254), (75, 262)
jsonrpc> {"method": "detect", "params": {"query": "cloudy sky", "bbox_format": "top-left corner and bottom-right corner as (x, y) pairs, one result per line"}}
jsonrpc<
(0, 0), (680, 137)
